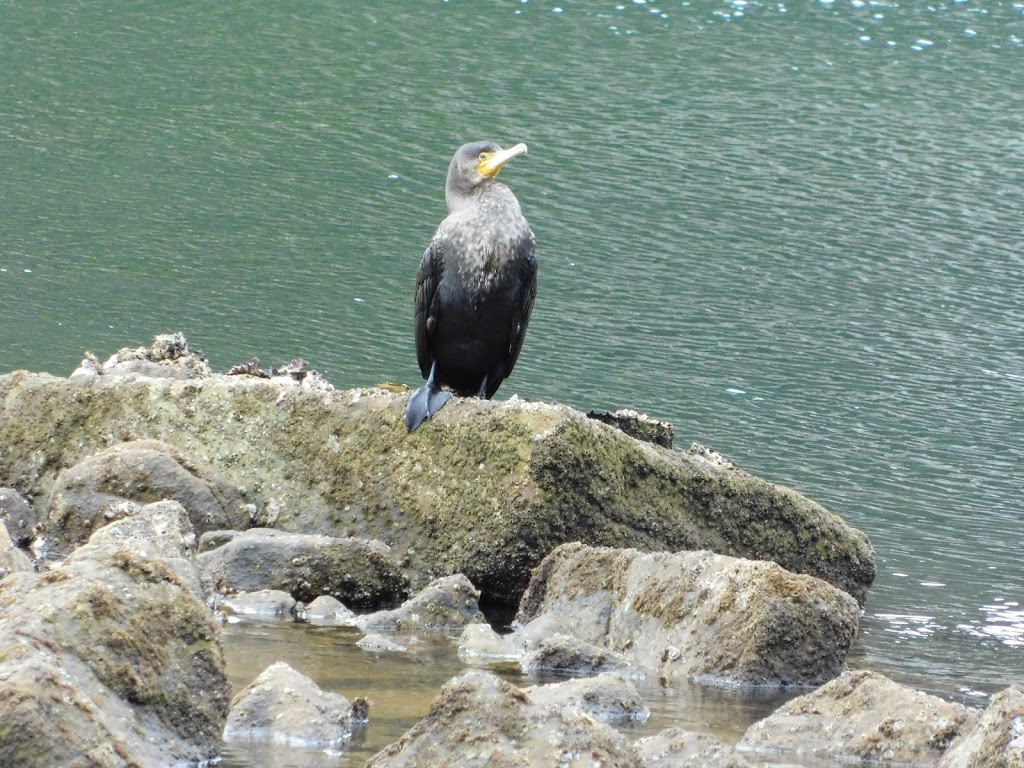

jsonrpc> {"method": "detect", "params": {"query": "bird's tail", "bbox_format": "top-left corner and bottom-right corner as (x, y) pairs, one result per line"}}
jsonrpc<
(405, 383), (453, 432)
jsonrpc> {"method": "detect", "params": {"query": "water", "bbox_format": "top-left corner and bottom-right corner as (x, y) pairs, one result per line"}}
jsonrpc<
(2, 0), (1023, 761)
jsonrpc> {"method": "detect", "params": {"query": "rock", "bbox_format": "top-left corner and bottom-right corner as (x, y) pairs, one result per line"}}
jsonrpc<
(524, 672), (649, 725)
(357, 633), (409, 653)
(738, 670), (979, 765)
(635, 727), (752, 767)
(46, 439), (249, 550)
(224, 661), (359, 748)
(72, 332), (213, 380)
(220, 589), (297, 619)
(937, 684), (1024, 768)
(521, 633), (633, 676)
(0, 501), (228, 765)
(586, 408), (673, 448)
(0, 487), (40, 547)
(516, 543), (859, 686)
(0, 521), (33, 578)
(365, 670), (643, 767)
(355, 574), (484, 634)
(299, 595), (358, 626)
(196, 527), (408, 609)
(457, 624), (520, 664)
(0, 358), (875, 608)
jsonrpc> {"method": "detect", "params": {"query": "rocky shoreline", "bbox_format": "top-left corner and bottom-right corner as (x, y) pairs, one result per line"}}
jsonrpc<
(0, 334), (1020, 767)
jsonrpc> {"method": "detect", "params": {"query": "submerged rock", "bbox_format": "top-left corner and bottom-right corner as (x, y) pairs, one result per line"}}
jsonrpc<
(0, 353), (875, 608)
(521, 633), (633, 676)
(196, 527), (408, 609)
(635, 727), (751, 767)
(738, 670), (979, 765)
(355, 574), (484, 634)
(220, 589), (297, 619)
(516, 543), (859, 686)
(937, 684), (1024, 768)
(299, 594), (358, 626)
(523, 673), (649, 725)
(224, 661), (360, 748)
(0, 500), (228, 766)
(365, 670), (643, 767)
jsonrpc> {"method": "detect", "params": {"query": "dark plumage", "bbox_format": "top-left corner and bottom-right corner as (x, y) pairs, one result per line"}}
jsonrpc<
(405, 140), (538, 432)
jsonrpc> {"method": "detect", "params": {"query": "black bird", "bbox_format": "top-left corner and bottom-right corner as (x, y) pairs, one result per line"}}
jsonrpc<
(405, 140), (538, 432)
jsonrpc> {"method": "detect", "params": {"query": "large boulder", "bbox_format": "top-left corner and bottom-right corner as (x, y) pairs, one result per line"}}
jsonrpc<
(0, 500), (229, 767)
(196, 527), (408, 609)
(0, 348), (874, 607)
(738, 670), (979, 765)
(365, 670), (644, 767)
(46, 439), (250, 550)
(516, 543), (859, 686)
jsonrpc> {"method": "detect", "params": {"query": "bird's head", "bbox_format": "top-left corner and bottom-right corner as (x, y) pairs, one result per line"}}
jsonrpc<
(446, 140), (528, 205)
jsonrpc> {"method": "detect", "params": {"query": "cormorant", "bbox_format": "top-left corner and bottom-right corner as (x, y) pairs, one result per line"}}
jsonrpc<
(405, 140), (538, 433)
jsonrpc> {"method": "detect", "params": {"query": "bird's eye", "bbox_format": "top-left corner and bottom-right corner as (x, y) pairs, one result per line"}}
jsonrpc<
(479, 152), (491, 162)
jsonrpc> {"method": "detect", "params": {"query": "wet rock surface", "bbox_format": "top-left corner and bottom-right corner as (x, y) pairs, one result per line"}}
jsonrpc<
(0, 521), (33, 579)
(636, 727), (752, 767)
(516, 542), (859, 686)
(365, 670), (645, 767)
(224, 661), (363, 748)
(354, 573), (484, 634)
(937, 684), (1024, 768)
(196, 527), (408, 609)
(0, 500), (228, 766)
(738, 670), (980, 765)
(0, 487), (39, 547)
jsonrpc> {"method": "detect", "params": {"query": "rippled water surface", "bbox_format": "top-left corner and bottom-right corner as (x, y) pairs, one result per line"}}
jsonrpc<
(3, 0), (1023, 762)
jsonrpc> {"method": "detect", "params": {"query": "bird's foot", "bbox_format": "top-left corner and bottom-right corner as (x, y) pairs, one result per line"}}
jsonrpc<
(405, 384), (453, 432)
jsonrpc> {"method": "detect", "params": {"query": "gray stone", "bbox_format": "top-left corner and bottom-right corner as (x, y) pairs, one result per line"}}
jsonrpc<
(224, 661), (359, 748)
(738, 670), (979, 765)
(457, 623), (520, 664)
(635, 727), (751, 767)
(521, 633), (633, 676)
(366, 670), (644, 767)
(517, 543), (859, 686)
(0, 501), (228, 766)
(220, 589), (297, 619)
(355, 574), (483, 634)
(357, 633), (409, 653)
(0, 487), (39, 547)
(0, 358), (875, 608)
(196, 527), (408, 609)
(0, 521), (33, 579)
(299, 595), (358, 626)
(938, 684), (1024, 768)
(524, 672), (649, 725)
(46, 439), (248, 549)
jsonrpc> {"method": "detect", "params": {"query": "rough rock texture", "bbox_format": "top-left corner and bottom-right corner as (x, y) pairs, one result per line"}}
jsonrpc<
(355, 574), (484, 634)
(517, 543), (859, 686)
(0, 359), (875, 607)
(586, 408), (674, 448)
(523, 673), (649, 725)
(635, 727), (752, 767)
(738, 670), (980, 765)
(46, 439), (249, 549)
(365, 670), (644, 767)
(196, 527), (408, 609)
(0, 501), (229, 767)
(937, 684), (1024, 768)
(224, 661), (358, 748)
(521, 633), (633, 676)
(0, 522), (33, 578)
(0, 487), (39, 547)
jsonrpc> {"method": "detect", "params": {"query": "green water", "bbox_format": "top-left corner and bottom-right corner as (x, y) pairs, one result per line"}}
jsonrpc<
(3, 0), (1023, 760)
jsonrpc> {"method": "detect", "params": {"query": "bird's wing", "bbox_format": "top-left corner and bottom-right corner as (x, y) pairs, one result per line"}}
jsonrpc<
(414, 239), (445, 378)
(504, 239), (538, 375)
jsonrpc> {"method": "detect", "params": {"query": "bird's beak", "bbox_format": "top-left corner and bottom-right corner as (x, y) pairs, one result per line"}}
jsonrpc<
(478, 143), (528, 178)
